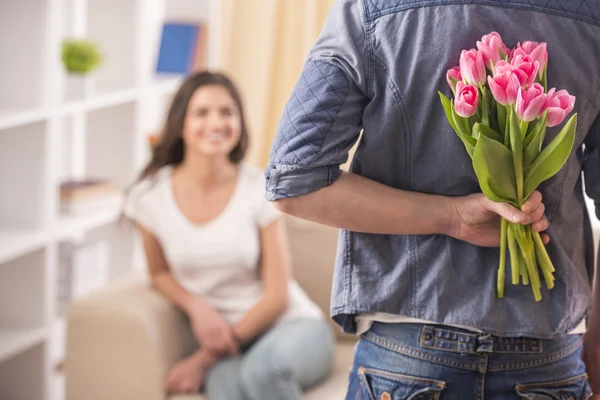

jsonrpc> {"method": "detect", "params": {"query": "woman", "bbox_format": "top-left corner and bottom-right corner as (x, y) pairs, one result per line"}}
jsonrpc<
(124, 71), (334, 399)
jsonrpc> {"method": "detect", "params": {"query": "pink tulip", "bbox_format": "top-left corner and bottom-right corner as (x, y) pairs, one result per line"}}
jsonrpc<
(512, 41), (548, 80)
(516, 83), (547, 122)
(511, 54), (539, 87)
(459, 49), (486, 86)
(487, 72), (521, 106)
(446, 66), (462, 93)
(544, 88), (575, 127)
(476, 32), (510, 70)
(455, 81), (479, 118)
(493, 60), (513, 76)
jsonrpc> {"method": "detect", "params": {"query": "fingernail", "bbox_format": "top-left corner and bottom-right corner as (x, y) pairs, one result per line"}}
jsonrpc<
(512, 212), (525, 222)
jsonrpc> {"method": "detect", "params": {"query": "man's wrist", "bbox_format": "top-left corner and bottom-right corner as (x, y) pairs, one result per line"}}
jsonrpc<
(433, 195), (458, 237)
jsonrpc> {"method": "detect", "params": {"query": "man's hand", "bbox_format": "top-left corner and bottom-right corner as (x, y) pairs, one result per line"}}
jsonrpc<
(448, 191), (549, 247)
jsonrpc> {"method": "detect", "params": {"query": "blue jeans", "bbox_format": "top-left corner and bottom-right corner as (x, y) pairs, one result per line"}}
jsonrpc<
(346, 323), (591, 400)
(204, 317), (334, 400)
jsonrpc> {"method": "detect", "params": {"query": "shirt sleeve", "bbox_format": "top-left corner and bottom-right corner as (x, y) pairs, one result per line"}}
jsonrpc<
(265, 0), (369, 201)
(584, 114), (600, 220)
(254, 171), (283, 228)
(122, 179), (157, 234)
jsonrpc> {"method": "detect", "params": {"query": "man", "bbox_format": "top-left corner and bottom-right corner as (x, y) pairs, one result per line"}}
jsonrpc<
(265, 0), (600, 398)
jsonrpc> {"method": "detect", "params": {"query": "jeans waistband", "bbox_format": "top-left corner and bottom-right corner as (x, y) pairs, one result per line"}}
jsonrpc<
(365, 322), (580, 355)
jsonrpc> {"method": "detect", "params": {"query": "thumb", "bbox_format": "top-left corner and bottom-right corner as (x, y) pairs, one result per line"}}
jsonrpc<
(484, 198), (527, 223)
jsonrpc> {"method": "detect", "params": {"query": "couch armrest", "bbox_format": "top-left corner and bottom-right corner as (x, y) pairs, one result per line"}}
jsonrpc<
(65, 273), (197, 400)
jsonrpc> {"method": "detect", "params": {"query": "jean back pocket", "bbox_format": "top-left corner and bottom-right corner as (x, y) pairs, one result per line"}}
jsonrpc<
(356, 367), (446, 400)
(515, 373), (592, 400)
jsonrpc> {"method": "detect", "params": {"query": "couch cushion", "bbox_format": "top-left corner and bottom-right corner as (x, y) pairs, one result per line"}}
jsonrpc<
(285, 216), (355, 342)
(168, 341), (355, 400)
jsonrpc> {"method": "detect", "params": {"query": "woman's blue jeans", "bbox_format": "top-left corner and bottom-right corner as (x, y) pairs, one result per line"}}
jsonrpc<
(204, 317), (334, 400)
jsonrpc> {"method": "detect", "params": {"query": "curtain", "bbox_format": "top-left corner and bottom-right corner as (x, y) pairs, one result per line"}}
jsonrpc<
(216, 0), (336, 167)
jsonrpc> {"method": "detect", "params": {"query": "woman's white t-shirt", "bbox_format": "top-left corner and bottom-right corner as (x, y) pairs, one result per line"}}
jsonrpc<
(125, 163), (323, 325)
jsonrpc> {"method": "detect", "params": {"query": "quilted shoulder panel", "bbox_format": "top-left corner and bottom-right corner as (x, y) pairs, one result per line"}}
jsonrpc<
(270, 60), (351, 166)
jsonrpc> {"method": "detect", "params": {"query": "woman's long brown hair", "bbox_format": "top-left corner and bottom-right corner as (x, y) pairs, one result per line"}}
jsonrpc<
(136, 71), (249, 184)
(121, 71), (249, 225)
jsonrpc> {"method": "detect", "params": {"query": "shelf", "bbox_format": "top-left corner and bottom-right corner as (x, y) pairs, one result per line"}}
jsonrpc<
(56, 206), (121, 241)
(85, 88), (139, 111)
(151, 76), (183, 96)
(0, 108), (50, 131)
(0, 229), (47, 264)
(0, 328), (47, 364)
(60, 88), (139, 114)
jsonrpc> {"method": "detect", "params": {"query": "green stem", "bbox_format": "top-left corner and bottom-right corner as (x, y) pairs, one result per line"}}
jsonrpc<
(520, 251), (530, 285)
(513, 224), (542, 301)
(533, 231), (555, 289)
(532, 231), (555, 273)
(497, 103), (507, 143)
(542, 67), (548, 92)
(498, 218), (508, 298)
(507, 223), (520, 285)
(481, 85), (489, 127)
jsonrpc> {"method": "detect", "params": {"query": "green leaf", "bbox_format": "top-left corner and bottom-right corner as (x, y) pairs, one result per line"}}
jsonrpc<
(450, 100), (476, 157)
(523, 111), (548, 149)
(472, 134), (518, 204)
(523, 114), (578, 200)
(438, 91), (458, 133)
(440, 92), (476, 157)
(523, 112), (548, 169)
(509, 107), (524, 202)
(477, 123), (504, 143)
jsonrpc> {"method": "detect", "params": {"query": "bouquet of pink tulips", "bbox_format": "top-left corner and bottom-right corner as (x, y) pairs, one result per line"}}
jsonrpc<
(439, 32), (577, 301)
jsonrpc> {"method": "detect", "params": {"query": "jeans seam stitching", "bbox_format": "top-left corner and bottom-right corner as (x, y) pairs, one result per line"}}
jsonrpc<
(363, 333), (479, 371)
(488, 340), (582, 371)
(515, 372), (589, 391)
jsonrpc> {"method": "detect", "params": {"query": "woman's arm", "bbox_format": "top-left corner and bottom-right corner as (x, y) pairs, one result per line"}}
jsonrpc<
(136, 223), (238, 356)
(137, 223), (196, 311)
(231, 217), (291, 346)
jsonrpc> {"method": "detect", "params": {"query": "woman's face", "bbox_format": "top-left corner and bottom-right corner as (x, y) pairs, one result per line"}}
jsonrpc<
(182, 84), (242, 160)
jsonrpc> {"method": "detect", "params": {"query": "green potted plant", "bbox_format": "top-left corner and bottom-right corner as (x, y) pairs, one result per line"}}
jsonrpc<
(61, 39), (103, 74)
(61, 39), (103, 101)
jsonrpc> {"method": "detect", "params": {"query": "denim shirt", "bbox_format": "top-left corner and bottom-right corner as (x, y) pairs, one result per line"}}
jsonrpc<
(265, 0), (600, 338)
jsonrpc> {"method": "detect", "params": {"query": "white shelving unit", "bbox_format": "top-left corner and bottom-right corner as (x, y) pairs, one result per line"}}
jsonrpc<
(0, 0), (217, 399)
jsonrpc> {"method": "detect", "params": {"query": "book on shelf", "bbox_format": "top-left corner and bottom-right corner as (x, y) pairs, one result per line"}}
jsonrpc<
(59, 178), (122, 216)
(156, 21), (208, 75)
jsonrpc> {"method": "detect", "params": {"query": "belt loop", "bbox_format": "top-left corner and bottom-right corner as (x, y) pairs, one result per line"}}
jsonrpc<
(476, 333), (494, 353)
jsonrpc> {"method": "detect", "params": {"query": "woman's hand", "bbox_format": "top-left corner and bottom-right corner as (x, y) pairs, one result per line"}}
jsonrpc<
(165, 347), (217, 394)
(448, 190), (549, 247)
(186, 296), (239, 356)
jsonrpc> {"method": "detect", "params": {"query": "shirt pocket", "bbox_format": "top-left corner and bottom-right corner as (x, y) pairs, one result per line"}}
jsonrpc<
(515, 373), (591, 400)
(355, 367), (446, 400)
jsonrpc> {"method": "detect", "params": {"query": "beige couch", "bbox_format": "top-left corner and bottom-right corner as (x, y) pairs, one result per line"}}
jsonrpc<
(65, 217), (357, 400)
